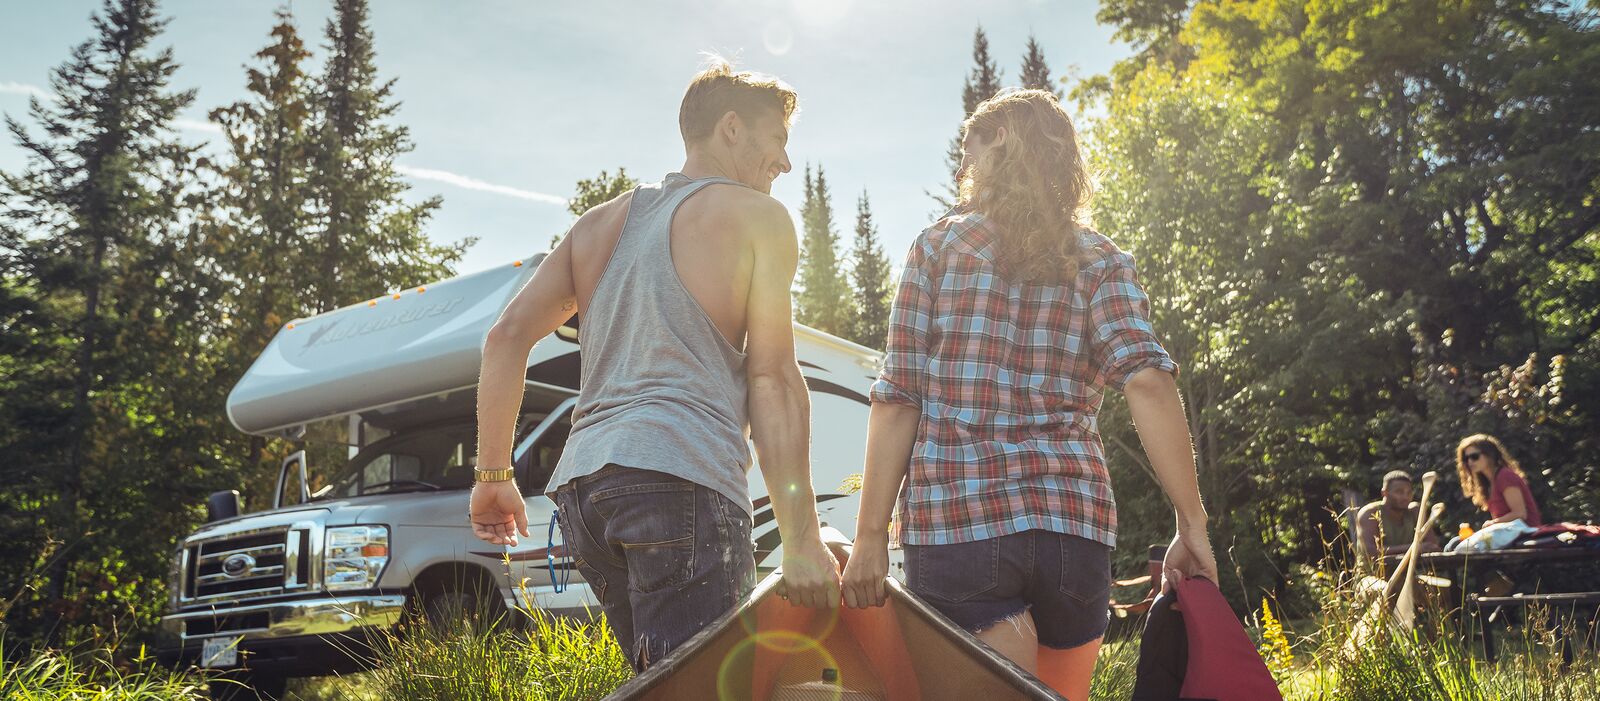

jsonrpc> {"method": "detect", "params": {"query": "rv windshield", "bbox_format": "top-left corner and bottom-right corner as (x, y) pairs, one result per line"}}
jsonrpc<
(313, 422), (477, 499)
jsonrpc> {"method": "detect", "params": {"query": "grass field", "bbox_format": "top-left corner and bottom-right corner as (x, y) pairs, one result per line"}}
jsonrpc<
(5, 567), (1597, 700)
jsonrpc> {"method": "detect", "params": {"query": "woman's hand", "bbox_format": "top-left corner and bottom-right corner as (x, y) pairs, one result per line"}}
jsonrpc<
(840, 533), (891, 608)
(1162, 526), (1218, 595)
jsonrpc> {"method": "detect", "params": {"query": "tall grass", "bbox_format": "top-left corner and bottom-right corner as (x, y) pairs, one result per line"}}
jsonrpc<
(0, 640), (208, 700)
(349, 603), (631, 701)
(1274, 564), (1600, 700)
(10, 560), (1600, 700)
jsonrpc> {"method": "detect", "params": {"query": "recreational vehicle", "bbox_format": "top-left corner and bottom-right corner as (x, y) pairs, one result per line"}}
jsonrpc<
(155, 252), (892, 697)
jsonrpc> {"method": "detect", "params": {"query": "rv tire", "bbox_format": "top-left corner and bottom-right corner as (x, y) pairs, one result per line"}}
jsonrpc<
(207, 671), (287, 701)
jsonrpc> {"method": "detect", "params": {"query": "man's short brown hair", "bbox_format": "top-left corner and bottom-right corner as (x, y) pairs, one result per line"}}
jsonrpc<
(678, 56), (798, 144)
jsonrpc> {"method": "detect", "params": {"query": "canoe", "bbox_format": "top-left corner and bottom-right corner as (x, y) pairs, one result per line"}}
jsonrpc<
(606, 539), (1065, 701)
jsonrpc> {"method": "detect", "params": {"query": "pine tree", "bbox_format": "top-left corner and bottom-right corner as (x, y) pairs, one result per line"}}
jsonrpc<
(938, 26), (1004, 207)
(310, 0), (465, 312)
(553, 167), (637, 246)
(210, 8), (315, 352)
(208, 9), (321, 498)
(796, 165), (850, 335)
(0, 0), (215, 643)
(1019, 34), (1063, 98)
(848, 190), (892, 350)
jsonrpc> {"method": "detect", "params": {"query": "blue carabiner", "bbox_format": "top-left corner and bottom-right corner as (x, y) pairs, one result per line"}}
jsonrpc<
(547, 509), (570, 593)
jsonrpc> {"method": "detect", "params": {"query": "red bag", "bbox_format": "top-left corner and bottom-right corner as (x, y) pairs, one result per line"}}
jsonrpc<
(1131, 577), (1283, 701)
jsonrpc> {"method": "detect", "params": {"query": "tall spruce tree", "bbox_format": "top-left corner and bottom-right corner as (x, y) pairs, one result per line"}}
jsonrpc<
(1019, 34), (1062, 98)
(0, 0), (216, 644)
(848, 190), (892, 350)
(938, 26), (1004, 207)
(208, 9), (321, 495)
(311, 0), (464, 313)
(796, 165), (850, 335)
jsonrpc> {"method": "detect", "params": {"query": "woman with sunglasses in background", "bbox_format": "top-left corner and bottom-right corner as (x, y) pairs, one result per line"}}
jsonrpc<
(1456, 434), (1544, 530)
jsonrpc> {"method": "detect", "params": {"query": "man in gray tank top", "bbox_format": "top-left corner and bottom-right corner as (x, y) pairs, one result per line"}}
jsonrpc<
(468, 58), (841, 671)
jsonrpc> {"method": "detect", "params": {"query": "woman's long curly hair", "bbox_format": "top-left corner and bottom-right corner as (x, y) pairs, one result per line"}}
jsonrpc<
(958, 89), (1093, 284)
(1455, 433), (1526, 511)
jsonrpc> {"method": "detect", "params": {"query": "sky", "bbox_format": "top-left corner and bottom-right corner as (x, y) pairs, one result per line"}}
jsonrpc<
(0, 0), (1129, 281)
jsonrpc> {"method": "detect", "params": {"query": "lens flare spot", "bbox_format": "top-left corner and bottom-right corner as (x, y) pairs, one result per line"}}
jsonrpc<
(717, 630), (838, 700)
(763, 20), (793, 56)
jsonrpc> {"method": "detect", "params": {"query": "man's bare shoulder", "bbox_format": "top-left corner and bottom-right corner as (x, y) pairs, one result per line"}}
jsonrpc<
(568, 190), (635, 239)
(699, 186), (794, 241)
(1356, 501), (1384, 520)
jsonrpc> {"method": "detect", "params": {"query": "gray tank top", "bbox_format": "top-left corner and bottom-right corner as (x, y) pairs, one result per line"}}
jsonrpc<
(547, 173), (753, 512)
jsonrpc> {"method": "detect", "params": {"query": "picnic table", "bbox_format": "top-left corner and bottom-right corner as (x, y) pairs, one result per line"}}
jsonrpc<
(1397, 546), (1600, 662)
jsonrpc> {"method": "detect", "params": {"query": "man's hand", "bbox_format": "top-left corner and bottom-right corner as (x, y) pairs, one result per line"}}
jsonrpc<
(1161, 526), (1218, 595)
(470, 480), (529, 546)
(778, 536), (841, 609)
(840, 532), (890, 609)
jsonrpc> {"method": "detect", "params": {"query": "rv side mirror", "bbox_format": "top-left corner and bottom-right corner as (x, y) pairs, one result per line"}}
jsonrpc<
(206, 490), (242, 522)
(274, 450), (310, 510)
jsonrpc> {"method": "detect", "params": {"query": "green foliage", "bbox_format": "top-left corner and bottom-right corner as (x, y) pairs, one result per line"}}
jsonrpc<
(938, 26), (1006, 207)
(797, 165), (851, 336)
(0, 0), (468, 651)
(1018, 34), (1063, 98)
(1087, 0), (1600, 609)
(309, 0), (467, 313)
(847, 190), (892, 350)
(0, 0), (225, 648)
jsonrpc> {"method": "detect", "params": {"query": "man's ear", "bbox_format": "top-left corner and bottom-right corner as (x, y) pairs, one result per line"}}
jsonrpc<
(717, 110), (742, 145)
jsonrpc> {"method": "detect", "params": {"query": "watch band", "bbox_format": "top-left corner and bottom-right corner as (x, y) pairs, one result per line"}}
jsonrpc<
(474, 467), (515, 483)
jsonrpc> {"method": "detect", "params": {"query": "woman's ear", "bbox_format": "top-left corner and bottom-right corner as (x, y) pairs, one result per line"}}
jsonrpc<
(991, 126), (1008, 150)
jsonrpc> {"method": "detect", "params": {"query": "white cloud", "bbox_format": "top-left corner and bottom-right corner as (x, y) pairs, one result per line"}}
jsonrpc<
(396, 164), (567, 206)
(173, 118), (223, 134)
(0, 81), (50, 100)
(2, 82), (224, 139)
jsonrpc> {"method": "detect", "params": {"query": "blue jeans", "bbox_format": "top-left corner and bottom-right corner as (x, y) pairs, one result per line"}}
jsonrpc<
(553, 464), (755, 671)
(904, 529), (1112, 649)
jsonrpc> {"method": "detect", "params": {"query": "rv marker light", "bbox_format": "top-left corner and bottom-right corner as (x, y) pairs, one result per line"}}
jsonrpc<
(418, 286), (426, 293)
(392, 293), (402, 300)
(367, 300), (377, 307)
(513, 260), (523, 267)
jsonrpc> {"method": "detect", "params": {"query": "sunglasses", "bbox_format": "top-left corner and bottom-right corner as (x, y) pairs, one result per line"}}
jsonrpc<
(1464, 451), (1486, 462)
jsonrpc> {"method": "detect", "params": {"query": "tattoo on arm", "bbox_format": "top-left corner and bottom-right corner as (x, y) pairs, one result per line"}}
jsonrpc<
(562, 300), (575, 312)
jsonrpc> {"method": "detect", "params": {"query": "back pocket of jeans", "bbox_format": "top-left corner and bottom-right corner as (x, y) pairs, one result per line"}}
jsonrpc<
(592, 481), (697, 593)
(911, 539), (999, 603)
(1059, 536), (1111, 605)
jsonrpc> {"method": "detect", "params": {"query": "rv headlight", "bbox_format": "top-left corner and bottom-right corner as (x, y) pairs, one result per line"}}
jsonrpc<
(323, 526), (390, 591)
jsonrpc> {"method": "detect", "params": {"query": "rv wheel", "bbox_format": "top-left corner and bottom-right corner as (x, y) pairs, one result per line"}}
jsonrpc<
(412, 574), (506, 632)
(207, 671), (287, 700)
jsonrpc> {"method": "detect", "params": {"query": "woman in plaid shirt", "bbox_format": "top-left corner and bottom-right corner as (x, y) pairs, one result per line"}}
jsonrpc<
(840, 89), (1217, 699)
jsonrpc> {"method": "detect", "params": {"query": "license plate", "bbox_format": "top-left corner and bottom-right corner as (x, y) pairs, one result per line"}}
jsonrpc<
(201, 636), (241, 668)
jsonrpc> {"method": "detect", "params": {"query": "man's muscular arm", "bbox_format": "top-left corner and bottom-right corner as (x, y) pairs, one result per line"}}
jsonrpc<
(469, 204), (593, 546)
(742, 194), (840, 609)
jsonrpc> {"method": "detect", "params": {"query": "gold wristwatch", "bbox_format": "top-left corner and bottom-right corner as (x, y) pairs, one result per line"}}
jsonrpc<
(474, 467), (515, 483)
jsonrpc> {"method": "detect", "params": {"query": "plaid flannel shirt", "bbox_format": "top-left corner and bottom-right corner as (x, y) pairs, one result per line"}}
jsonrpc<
(869, 212), (1178, 547)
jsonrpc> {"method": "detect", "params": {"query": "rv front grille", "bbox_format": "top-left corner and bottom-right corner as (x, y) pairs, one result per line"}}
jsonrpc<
(187, 530), (290, 602)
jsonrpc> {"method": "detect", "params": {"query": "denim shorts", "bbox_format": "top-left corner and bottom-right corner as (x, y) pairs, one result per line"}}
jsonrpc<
(553, 464), (755, 671)
(904, 529), (1111, 649)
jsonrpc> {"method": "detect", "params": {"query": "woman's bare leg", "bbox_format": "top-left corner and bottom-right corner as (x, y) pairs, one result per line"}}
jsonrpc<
(1037, 637), (1102, 701)
(975, 609), (1039, 674)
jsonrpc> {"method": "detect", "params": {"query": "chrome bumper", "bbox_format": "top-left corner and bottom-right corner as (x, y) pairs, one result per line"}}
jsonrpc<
(159, 594), (406, 645)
